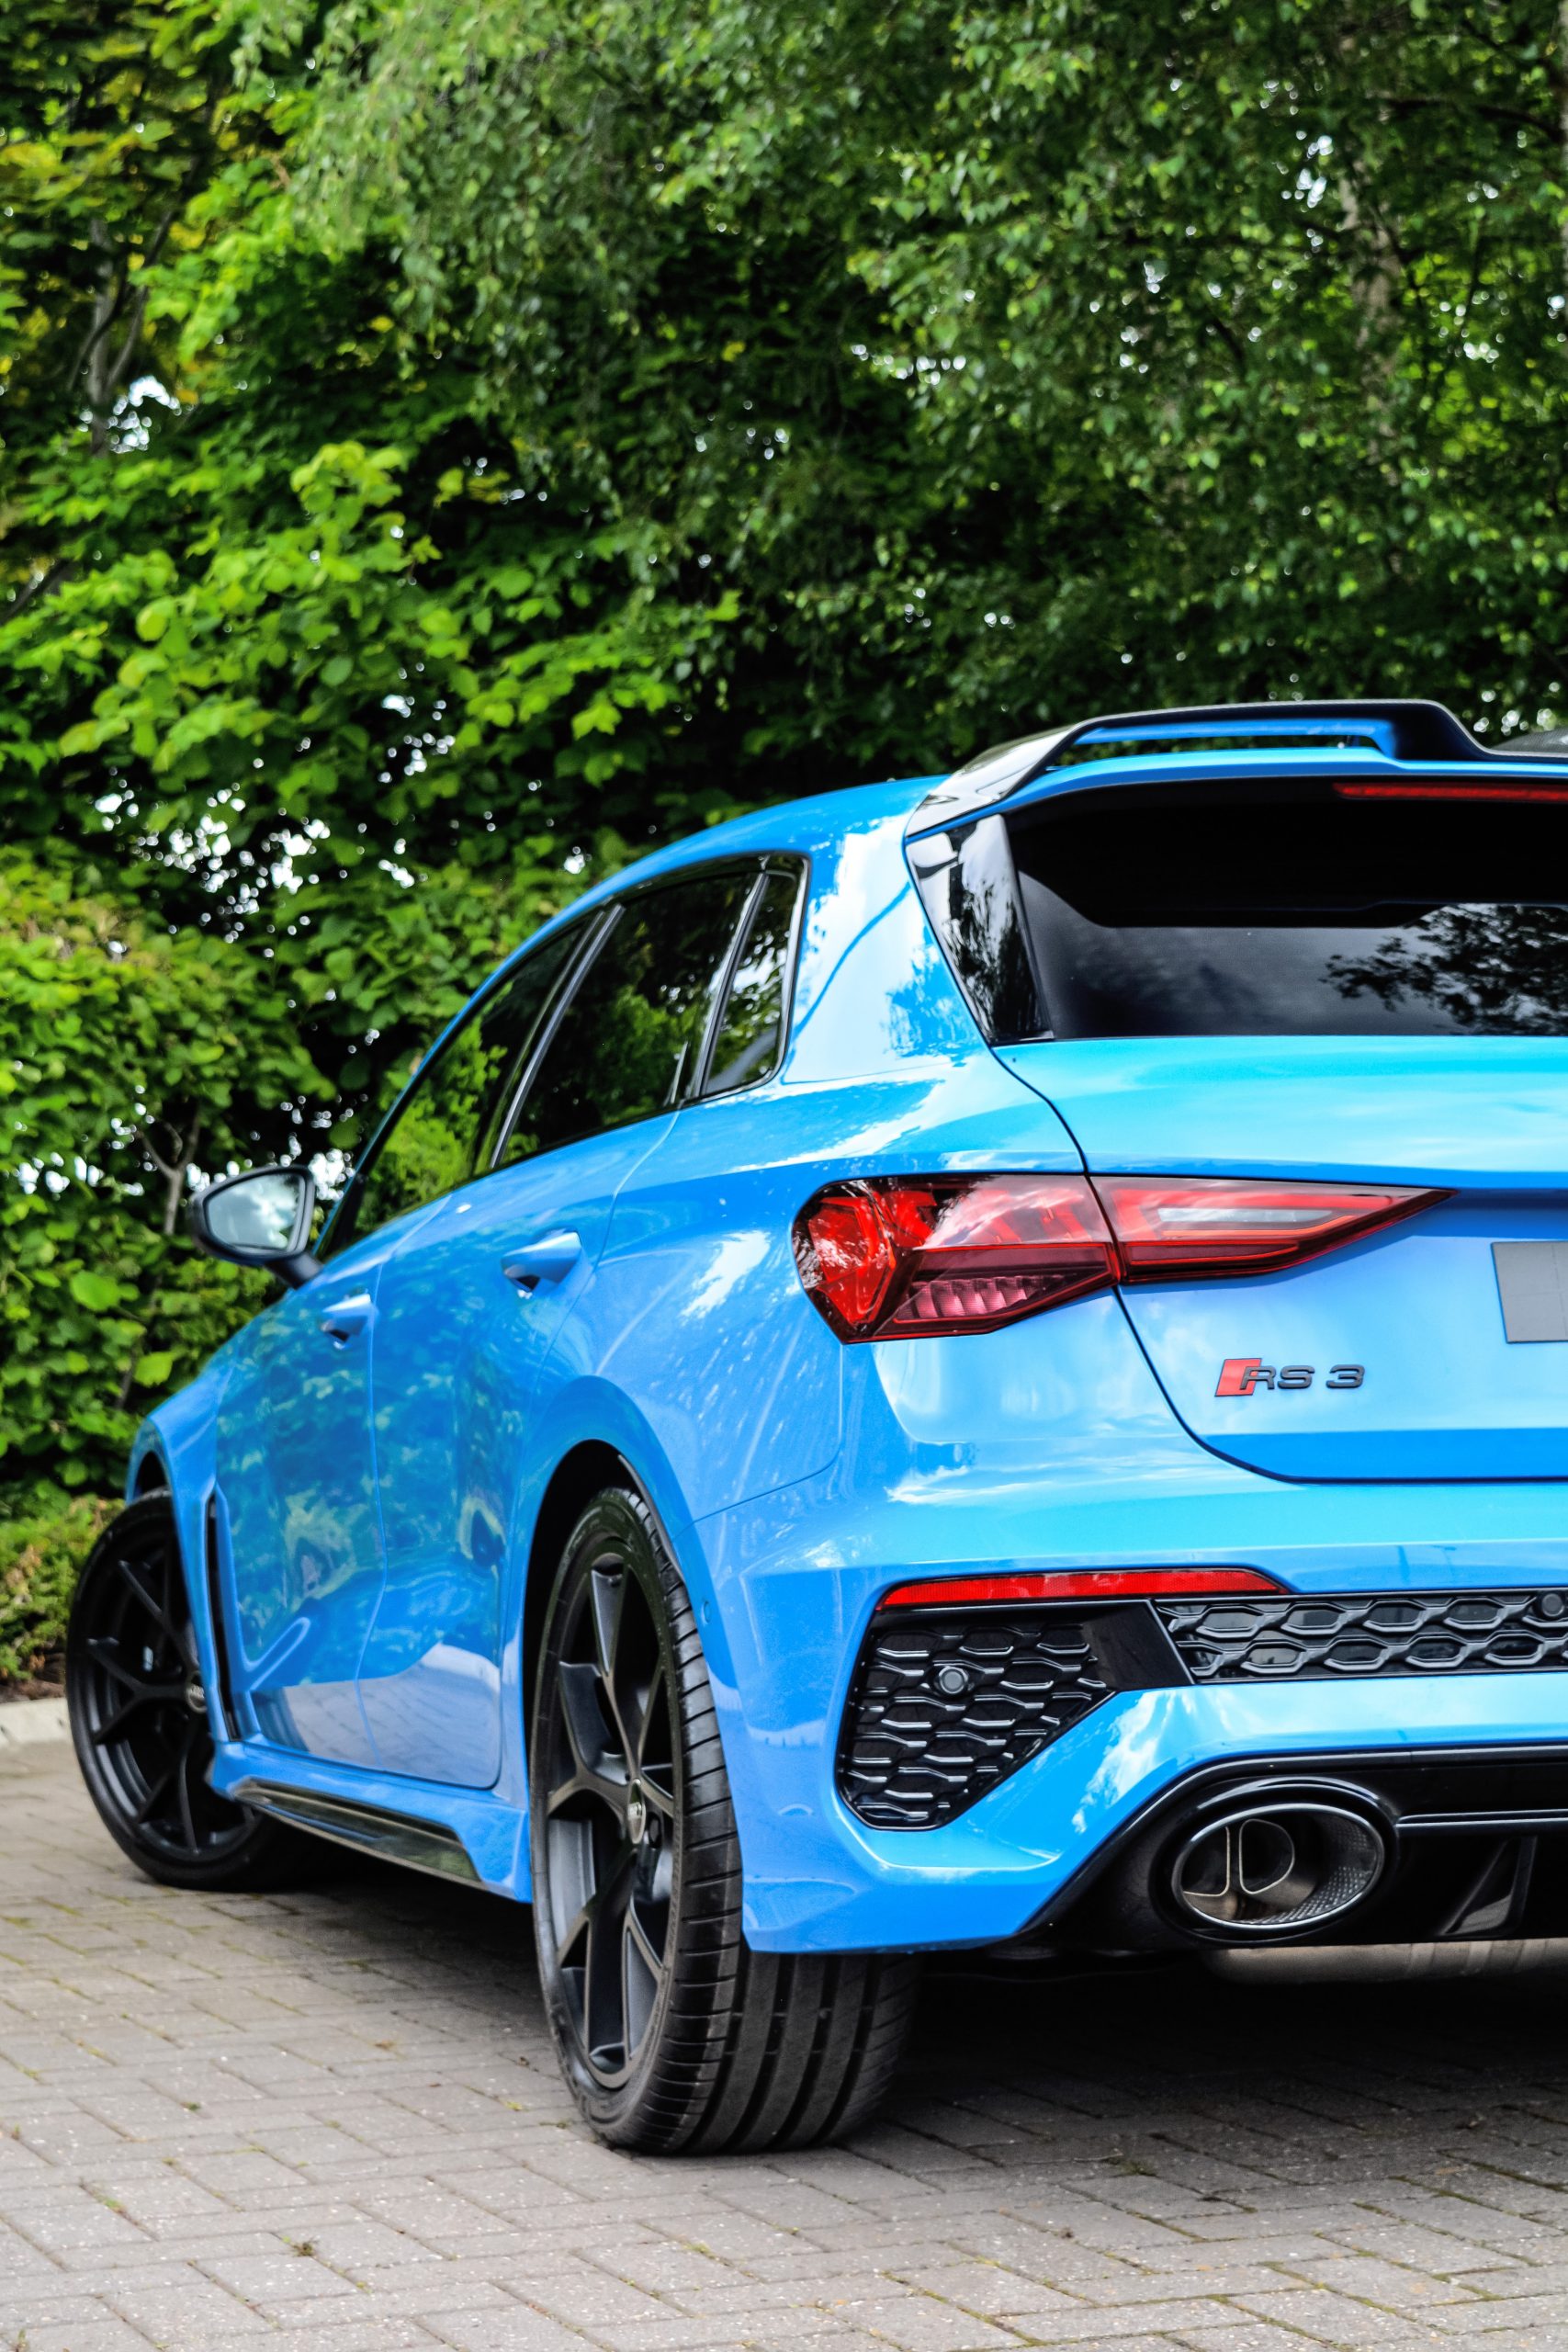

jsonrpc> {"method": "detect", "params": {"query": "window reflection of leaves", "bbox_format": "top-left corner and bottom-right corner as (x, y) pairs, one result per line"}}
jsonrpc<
(506, 875), (755, 1159)
(706, 877), (793, 1091)
(357, 1022), (511, 1233)
(579, 982), (693, 1125)
(1327, 905), (1568, 1035)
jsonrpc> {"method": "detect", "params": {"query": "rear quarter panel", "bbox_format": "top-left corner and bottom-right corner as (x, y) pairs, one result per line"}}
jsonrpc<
(567, 798), (1087, 1525)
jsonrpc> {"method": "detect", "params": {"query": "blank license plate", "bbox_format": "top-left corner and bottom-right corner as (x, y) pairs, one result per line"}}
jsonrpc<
(1494, 1241), (1568, 1342)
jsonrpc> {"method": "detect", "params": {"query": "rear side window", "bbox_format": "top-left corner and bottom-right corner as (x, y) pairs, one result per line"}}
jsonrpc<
(1012, 786), (1568, 1038)
(702, 865), (801, 1096)
(500, 867), (757, 1163)
(326, 923), (585, 1253)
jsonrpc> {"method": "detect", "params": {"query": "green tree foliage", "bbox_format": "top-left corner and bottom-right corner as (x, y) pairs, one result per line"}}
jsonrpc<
(0, 1487), (118, 1688)
(0, 849), (321, 1483)
(276, 0), (1568, 750)
(0, 0), (733, 1544)
(5, 0), (1568, 1655)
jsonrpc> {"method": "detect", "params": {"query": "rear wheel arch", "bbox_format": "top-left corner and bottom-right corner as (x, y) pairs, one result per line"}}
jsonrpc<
(523, 1442), (645, 1755)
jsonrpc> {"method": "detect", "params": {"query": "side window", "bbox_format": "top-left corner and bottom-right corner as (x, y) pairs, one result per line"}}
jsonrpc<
(500, 868), (757, 1166)
(702, 865), (802, 1097)
(325, 922), (586, 1255)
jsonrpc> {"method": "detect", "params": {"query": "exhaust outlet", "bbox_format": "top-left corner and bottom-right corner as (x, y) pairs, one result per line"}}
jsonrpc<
(1166, 1798), (1387, 1938)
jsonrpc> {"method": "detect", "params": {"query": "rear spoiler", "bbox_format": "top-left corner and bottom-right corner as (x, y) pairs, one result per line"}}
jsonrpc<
(908, 698), (1568, 837)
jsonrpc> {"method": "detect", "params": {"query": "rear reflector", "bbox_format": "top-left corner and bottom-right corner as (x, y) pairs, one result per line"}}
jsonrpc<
(794, 1173), (1446, 1340)
(877, 1567), (1285, 1609)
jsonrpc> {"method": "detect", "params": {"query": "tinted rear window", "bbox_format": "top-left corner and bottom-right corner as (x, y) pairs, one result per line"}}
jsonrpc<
(1009, 784), (1568, 1039)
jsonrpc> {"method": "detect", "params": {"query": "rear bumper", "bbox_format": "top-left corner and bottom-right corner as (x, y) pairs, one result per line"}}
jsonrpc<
(728, 1669), (1568, 1952)
(698, 1436), (1568, 1953)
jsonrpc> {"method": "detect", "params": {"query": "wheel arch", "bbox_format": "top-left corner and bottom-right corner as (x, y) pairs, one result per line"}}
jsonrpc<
(519, 1429), (716, 1758)
(521, 1441), (640, 1755)
(131, 1450), (171, 1497)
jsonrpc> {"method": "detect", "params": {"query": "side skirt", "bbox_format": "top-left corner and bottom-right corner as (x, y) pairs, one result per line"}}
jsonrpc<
(208, 1736), (526, 1899)
(232, 1778), (482, 1884)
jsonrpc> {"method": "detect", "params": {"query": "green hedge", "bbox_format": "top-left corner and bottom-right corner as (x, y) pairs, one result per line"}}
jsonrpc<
(0, 1485), (118, 1690)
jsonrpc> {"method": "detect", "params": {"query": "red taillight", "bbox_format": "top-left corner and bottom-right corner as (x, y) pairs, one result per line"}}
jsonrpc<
(794, 1173), (1446, 1340)
(877, 1566), (1284, 1608)
(794, 1175), (1116, 1340)
(1095, 1176), (1445, 1281)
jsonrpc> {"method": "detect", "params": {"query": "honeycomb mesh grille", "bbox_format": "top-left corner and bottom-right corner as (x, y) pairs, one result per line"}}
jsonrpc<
(1157, 1589), (1568, 1682)
(838, 1611), (1109, 1828)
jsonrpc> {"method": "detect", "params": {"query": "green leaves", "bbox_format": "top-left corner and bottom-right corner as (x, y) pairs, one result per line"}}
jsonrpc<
(0, 1485), (120, 1688)
(67, 1272), (124, 1314)
(0, 850), (324, 1491)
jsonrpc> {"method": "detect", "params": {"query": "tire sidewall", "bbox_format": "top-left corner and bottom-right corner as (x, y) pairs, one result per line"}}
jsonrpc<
(528, 1486), (692, 2139)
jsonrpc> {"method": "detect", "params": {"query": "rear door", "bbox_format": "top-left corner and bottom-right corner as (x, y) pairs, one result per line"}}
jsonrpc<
(995, 768), (1568, 1481)
(360, 863), (763, 1784)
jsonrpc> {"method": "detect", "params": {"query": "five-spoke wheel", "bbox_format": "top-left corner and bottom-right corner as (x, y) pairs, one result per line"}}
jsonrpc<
(530, 1485), (920, 2152)
(67, 1496), (300, 1890)
(539, 1539), (679, 2084)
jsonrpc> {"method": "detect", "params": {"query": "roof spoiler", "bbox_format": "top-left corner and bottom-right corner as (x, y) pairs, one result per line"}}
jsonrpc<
(908, 698), (1568, 835)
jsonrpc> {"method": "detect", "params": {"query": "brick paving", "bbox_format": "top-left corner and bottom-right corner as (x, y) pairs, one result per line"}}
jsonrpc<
(6, 1740), (1568, 2351)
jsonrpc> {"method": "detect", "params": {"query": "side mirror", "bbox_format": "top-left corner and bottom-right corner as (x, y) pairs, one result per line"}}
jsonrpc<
(189, 1165), (321, 1290)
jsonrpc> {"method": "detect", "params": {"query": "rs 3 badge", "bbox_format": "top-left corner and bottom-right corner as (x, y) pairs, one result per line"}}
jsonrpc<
(1216, 1359), (1365, 1396)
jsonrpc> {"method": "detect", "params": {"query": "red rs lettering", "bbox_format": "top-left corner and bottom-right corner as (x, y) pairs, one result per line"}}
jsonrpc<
(1216, 1358), (1274, 1396)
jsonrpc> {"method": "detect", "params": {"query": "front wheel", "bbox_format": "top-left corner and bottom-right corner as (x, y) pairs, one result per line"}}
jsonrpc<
(529, 1487), (919, 2152)
(67, 1495), (310, 1892)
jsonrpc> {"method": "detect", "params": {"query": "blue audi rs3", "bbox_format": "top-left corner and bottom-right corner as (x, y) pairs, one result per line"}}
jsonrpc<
(69, 698), (1568, 2149)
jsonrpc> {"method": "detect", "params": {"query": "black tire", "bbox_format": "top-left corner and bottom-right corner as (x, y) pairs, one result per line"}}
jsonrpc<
(67, 1495), (310, 1892)
(529, 1486), (919, 2152)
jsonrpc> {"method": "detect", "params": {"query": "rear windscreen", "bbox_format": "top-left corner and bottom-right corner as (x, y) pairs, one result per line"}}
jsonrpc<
(1008, 784), (1568, 1038)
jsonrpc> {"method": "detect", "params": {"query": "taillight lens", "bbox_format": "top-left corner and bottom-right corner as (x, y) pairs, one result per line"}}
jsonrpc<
(794, 1172), (1446, 1340)
(795, 1175), (1116, 1340)
(1096, 1177), (1443, 1281)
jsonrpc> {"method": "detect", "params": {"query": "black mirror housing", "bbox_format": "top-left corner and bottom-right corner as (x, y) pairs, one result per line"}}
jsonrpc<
(189, 1165), (321, 1289)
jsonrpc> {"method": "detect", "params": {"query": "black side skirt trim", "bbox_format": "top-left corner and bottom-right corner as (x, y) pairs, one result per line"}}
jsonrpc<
(231, 1780), (481, 1883)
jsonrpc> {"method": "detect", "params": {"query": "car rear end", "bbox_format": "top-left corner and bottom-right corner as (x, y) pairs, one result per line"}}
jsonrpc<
(719, 703), (1568, 1962)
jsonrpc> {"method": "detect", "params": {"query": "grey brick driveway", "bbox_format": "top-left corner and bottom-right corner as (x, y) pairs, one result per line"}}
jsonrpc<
(6, 1739), (1568, 2352)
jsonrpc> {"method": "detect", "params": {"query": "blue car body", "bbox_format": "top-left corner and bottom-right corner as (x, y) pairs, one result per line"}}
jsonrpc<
(130, 702), (1568, 1957)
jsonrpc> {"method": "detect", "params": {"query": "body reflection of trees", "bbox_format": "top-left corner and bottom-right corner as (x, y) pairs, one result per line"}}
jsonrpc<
(1328, 904), (1568, 1035)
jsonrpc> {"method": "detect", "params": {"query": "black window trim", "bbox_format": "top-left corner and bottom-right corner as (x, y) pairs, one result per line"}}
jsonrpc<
(479, 903), (619, 1173)
(486, 899), (625, 1169)
(693, 854), (809, 1102)
(907, 815), (1047, 1046)
(488, 852), (808, 1170)
(324, 851), (812, 1255)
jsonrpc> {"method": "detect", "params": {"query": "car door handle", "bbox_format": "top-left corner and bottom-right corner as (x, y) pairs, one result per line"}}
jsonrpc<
(317, 1292), (374, 1343)
(502, 1232), (582, 1295)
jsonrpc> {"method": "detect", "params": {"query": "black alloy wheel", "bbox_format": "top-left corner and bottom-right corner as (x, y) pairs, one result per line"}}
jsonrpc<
(535, 1510), (677, 2087)
(67, 1496), (303, 1891)
(530, 1486), (920, 2152)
